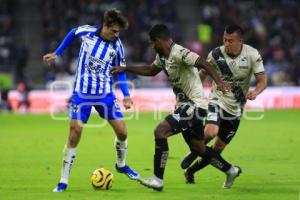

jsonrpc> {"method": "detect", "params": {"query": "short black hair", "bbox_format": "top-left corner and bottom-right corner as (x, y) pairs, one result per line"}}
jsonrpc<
(225, 24), (244, 36)
(103, 8), (128, 29)
(149, 24), (171, 41)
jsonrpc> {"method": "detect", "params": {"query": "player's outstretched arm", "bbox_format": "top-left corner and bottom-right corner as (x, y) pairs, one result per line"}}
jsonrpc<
(195, 57), (229, 93)
(246, 73), (267, 100)
(110, 65), (162, 76)
(43, 28), (77, 65)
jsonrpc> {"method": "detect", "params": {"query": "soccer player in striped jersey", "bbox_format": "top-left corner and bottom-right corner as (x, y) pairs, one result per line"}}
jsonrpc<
(43, 8), (139, 192)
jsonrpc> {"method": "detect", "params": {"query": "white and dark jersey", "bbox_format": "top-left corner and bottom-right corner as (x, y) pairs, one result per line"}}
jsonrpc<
(207, 44), (265, 116)
(56, 25), (126, 96)
(153, 43), (207, 109)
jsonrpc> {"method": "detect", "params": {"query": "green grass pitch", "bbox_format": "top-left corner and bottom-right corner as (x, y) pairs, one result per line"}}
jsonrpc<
(0, 110), (299, 200)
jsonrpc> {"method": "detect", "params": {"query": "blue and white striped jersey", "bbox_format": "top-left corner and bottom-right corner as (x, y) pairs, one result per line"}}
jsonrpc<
(55, 25), (128, 96)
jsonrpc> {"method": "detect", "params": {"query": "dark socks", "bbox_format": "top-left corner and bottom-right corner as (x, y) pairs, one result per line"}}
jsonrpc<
(188, 146), (231, 174)
(154, 138), (169, 179)
(203, 146), (231, 172)
(188, 157), (210, 174)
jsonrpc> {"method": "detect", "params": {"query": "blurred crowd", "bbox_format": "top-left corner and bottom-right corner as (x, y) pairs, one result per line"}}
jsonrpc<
(0, 0), (15, 74)
(41, 0), (300, 85)
(1, 0), (299, 113)
(41, 0), (179, 87)
(1, 0), (300, 93)
(0, 0), (28, 83)
(0, 0), (29, 111)
(196, 0), (300, 86)
(40, 0), (300, 87)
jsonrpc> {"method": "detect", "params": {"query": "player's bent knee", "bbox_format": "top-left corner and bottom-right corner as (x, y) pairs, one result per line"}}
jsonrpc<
(154, 126), (165, 139)
(205, 125), (218, 139)
(153, 119), (173, 139)
(189, 139), (206, 155)
(116, 131), (127, 141)
(154, 123), (170, 139)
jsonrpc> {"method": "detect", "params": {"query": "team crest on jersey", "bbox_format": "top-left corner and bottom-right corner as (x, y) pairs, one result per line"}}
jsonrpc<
(73, 104), (79, 113)
(241, 56), (247, 62)
(109, 51), (116, 59)
(239, 56), (248, 69)
(121, 58), (126, 65)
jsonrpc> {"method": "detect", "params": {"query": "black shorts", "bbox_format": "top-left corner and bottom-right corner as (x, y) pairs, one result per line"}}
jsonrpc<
(206, 103), (240, 144)
(165, 102), (206, 140)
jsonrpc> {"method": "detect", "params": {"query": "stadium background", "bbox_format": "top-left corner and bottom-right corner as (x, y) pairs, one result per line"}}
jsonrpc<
(0, 1), (299, 200)
(1, 0), (300, 112)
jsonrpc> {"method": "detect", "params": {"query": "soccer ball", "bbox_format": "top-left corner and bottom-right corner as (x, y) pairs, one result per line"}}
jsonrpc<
(91, 168), (114, 190)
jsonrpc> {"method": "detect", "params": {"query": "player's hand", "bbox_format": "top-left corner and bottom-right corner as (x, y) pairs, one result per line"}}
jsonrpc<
(43, 52), (57, 65)
(110, 66), (125, 75)
(246, 90), (257, 100)
(123, 96), (133, 109)
(216, 81), (231, 94)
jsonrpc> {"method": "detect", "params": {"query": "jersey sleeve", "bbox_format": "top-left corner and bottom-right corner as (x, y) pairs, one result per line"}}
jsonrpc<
(206, 51), (214, 64)
(251, 49), (265, 75)
(55, 25), (96, 55)
(55, 28), (76, 55)
(203, 50), (217, 74)
(114, 39), (129, 96)
(117, 72), (130, 97)
(115, 39), (126, 67)
(152, 54), (162, 68)
(178, 47), (200, 67)
(74, 25), (97, 37)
